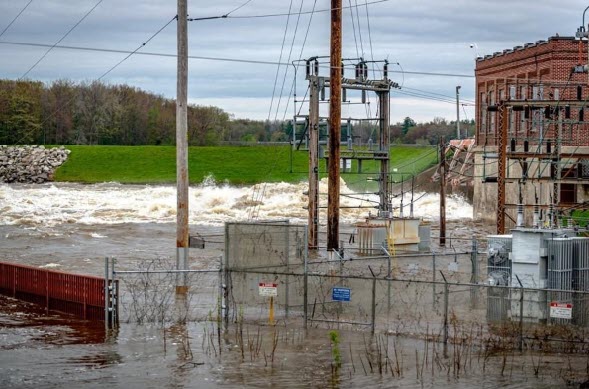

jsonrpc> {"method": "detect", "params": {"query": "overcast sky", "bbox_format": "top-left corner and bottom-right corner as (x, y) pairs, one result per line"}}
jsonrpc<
(0, 0), (587, 124)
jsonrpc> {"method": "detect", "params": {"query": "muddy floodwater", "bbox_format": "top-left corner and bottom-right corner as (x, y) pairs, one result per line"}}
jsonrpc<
(1, 182), (588, 388)
(2, 294), (586, 389)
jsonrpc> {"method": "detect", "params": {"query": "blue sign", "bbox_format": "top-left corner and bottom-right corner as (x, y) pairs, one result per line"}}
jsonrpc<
(332, 287), (351, 302)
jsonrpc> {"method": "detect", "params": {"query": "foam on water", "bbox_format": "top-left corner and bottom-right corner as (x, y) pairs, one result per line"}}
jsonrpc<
(0, 179), (472, 227)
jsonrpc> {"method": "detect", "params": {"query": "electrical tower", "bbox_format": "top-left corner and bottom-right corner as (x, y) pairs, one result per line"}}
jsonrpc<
(292, 57), (398, 249)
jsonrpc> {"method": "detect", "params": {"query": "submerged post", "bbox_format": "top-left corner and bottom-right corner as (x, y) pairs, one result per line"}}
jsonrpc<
(439, 137), (446, 247)
(440, 271), (449, 358)
(516, 275), (524, 352)
(104, 257), (109, 329)
(176, 0), (189, 294)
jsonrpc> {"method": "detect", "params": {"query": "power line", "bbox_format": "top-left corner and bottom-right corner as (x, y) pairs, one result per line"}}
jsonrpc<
(12, 15), (177, 145)
(402, 85), (476, 104)
(266, 0), (294, 123)
(96, 15), (176, 80)
(225, 0), (255, 16)
(20, 0), (103, 80)
(0, 0), (33, 39)
(0, 41), (478, 79)
(187, 0), (256, 21)
(394, 89), (475, 106)
(226, 0), (392, 19)
(273, 0), (305, 122)
(283, 0), (318, 121)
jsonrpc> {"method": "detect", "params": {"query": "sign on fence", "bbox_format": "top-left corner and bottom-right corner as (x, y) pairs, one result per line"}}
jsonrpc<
(332, 287), (351, 302)
(258, 282), (278, 297)
(550, 302), (572, 319)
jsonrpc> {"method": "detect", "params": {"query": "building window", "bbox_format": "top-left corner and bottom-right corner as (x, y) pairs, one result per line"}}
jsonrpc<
(489, 91), (495, 134)
(480, 92), (487, 135)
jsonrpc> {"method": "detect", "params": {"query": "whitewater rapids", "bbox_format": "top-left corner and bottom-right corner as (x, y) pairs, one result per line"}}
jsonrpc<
(0, 178), (471, 228)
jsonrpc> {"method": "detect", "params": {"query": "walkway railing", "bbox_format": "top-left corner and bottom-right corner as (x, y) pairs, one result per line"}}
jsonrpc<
(0, 261), (108, 321)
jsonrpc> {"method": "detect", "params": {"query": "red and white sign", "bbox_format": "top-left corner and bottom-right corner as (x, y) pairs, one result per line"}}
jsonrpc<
(258, 282), (278, 297)
(550, 302), (572, 319)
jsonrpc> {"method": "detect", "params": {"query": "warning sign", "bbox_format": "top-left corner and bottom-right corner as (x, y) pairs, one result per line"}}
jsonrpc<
(550, 302), (572, 319)
(258, 282), (278, 297)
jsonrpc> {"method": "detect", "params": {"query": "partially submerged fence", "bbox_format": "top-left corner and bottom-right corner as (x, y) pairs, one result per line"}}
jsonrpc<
(0, 261), (108, 321)
(221, 222), (589, 351)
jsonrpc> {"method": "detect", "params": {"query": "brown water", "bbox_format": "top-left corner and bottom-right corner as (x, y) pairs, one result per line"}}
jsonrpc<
(0, 183), (586, 388)
(3, 294), (587, 389)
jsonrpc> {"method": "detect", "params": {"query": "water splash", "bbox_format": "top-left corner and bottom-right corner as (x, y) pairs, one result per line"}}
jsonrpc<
(0, 180), (472, 227)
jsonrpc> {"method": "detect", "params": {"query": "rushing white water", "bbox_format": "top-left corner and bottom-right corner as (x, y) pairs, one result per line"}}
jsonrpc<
(0, 178), (472, 227)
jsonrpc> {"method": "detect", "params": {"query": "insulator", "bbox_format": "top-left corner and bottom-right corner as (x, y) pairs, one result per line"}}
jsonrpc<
(342, 88), (347, 102)
(314, 60), (319, 76)
(306, 60), (311, 77)
(383, 63), (388, 79)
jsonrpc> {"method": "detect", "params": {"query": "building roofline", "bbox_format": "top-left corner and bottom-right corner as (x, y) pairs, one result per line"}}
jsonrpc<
(476, 36), (580, 62)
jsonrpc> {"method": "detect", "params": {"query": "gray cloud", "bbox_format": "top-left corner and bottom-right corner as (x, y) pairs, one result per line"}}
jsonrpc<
(0, 0), (588, 122)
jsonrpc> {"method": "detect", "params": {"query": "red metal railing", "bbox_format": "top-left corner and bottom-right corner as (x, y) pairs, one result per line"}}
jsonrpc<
(0, 262), (106, 321)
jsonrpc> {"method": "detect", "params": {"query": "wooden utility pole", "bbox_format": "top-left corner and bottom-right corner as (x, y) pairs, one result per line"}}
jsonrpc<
(308, 77), (319, 249)
(327, 0), (342, 251)
(176, 0), (189, 294)
(439, 136), (446, 247)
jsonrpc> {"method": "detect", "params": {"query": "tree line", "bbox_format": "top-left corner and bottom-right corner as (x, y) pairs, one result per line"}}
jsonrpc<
(0, 79), (472, 146)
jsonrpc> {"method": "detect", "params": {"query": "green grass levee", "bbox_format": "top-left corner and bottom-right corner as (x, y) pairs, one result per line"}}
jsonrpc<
(53, 145), (438, 185)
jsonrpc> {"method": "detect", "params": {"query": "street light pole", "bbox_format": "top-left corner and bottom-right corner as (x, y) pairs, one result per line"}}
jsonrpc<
(456, 85), (461, 139)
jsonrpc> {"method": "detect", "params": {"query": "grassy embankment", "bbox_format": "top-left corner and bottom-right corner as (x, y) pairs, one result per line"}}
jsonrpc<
(54, 145), (438, 187)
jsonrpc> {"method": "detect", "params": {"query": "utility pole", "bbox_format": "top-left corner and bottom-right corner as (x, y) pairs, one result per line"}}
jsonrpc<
(308, 75), (319, 249)
(327, 0), (342, 251)
(456, 85), (461, 139)
(439, 136), (446, 247)
(176, 0), (189, 294)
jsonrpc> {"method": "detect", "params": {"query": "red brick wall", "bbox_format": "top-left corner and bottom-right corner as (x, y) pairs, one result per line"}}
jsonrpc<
(475, 37), (589, 147)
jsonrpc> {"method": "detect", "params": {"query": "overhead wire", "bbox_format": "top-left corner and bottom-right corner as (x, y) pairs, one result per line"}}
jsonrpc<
(273, 0), (305, 122)
(251, 0), (296, 220)
(12, 14), (177, 145)
(20, 0), (103, 80)
(0, 0), (33, 39)
(0, 40), (479, 79)
(281, 0), (318, 122)
(266, 0), (294, 123)
(226, 0), (392, 19)
(347, 0), (360, 59)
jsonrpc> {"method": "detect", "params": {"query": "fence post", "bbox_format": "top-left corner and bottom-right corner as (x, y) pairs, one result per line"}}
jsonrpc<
(304, 252), (308, 329)
(432, 254), (436, 308)
(368, 265), (377, 335)
(218, 255), (223, 334)
(470, 238), (478, 308)
(104, 257), (109, 330)
(516, 275), (524, 352)
(285, 223), (290, 319)
(440, 271), (449, 358)
(111, 257), (116, 326)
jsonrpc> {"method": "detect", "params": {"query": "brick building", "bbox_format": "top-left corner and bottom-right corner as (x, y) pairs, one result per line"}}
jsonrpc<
(473, 36), (589, 230)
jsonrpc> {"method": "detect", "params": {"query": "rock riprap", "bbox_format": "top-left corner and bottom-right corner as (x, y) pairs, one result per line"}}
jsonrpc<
(0, 145), (70, 183)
